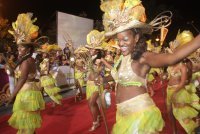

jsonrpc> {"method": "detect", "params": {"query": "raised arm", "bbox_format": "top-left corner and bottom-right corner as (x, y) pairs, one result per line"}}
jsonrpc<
(143, 35), (200, 68)
(101, 58), (112, 70)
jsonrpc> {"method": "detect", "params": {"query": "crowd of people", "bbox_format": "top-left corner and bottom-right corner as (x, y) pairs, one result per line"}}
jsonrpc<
(0, 0), (200, 134)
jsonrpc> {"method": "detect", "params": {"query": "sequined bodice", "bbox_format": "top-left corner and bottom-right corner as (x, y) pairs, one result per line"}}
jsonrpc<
(111, 54), (146, 87)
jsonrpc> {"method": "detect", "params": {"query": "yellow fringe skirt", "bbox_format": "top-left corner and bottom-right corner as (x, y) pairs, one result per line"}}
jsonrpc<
(40, 75), (62, 104)
(75, 71), (85, 87)
(86, 80), (103, 100)
(167, 85), (199, 133)
(8, 82), (45, 131)
(112, 93), (164, 134)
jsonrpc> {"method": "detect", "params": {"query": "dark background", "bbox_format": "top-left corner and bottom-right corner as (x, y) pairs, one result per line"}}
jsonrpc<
(1, 0), (200, 43)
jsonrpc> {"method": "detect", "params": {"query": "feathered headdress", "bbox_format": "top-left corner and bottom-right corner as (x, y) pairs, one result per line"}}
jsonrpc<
(8, 12), (39, 44)
(175, 30), (194, 47)
(101, 0), (172, 37)
(85, 30), (105, 49)
(166, 30), (194, 54)
(74, 46), (89, 54)
(37, 43), (61, 53)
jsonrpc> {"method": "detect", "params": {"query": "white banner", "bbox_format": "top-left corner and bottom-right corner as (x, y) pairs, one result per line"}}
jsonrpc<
(57, 11), (94, 49)
(51, 65), (75, 87)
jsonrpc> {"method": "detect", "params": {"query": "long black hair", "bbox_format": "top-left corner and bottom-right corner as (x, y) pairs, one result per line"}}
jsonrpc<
(131, 28), (147, 60)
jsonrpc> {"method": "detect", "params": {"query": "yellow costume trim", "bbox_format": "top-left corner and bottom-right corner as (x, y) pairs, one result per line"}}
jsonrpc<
(40, 75), (62, 104)
(116, 93), (155, 116)
(113, 93), (164, 134)
(86, 80), (103, 100)
(111, 54), (145, 87)
(8, 82), (45, 131)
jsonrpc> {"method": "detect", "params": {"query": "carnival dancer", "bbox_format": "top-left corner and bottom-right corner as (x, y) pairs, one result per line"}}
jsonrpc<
(166, 31), (200, 134)
(74, 50), (87, 101)
(7, 13), (45, 134)
(99, 0), (200, 133)
(84, 30), (105, 131)
(39, 44), (62, 107)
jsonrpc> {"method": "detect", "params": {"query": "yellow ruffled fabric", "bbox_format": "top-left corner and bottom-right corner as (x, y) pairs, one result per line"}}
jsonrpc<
(166, 86), (176, 107)
(86, 80), (103, 100)
(183, 83), (200, 110)
(112, 94), (164, 134)
(192, 71), (200, 80)
(40, 75), (62, 104)
(40, 75), (56, 87)
(167, 84), (199, 133)
(173, 106), (198, 134)
(12, 90), (45, 112)
(8, 111), (42, 130)
(8, 83), (45, 131)
(75, 71), (85, 87)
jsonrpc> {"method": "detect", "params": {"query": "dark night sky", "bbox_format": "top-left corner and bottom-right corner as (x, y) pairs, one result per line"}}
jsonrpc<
(1, 0), (200, 40)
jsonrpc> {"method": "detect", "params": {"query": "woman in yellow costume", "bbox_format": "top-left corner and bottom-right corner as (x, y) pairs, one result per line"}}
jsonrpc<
(74, 48), (88, 100)
(84, 30), (104, 131)
(166, 30), (199, 134)
(39, 44), (62, 107)
(99, 0), (200, 133)
(189, 49), (200, 113)
(6, 13), (45, 134)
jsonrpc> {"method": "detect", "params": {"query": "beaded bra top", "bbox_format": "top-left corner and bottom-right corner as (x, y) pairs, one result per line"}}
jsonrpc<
(111, 54), (146, 87)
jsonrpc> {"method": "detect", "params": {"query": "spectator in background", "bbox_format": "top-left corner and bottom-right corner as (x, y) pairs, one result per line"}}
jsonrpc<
(61, 54), (69, 66)
(63, 45), (71, 59)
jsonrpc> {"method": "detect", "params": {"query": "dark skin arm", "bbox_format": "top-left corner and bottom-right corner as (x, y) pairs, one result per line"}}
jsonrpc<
(95, 75), (114, 86)
(101, 58), (112, 70)
(6, 59), (30, 105)
(143, 35), (200, 68)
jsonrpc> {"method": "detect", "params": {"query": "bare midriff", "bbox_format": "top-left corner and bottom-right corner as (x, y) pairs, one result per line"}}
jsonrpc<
(87, 72), (98, 81)
(116, 84), (146, 103)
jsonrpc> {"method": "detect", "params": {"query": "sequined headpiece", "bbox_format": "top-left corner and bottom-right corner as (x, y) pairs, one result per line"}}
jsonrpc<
(166, 30), (194, 54)
(101, 0), (172, 37)
(8, 12), (39, 45)
(85, 30), (105, 49)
